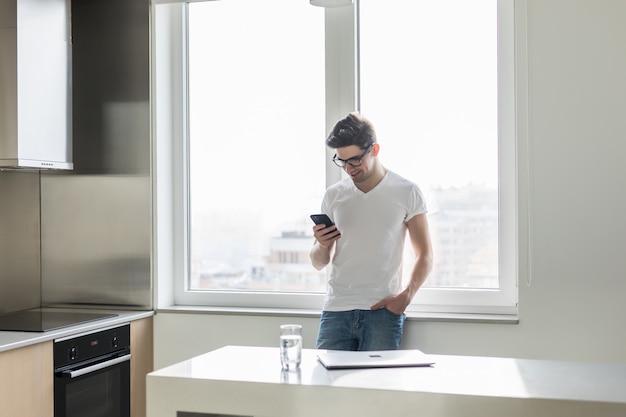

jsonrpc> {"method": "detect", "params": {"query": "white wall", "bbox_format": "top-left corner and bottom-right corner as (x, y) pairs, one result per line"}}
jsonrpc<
(154, 0), (626, 369)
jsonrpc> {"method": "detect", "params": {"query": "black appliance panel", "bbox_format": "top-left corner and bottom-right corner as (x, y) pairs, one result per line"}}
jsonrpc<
(54, 324), (130, 368)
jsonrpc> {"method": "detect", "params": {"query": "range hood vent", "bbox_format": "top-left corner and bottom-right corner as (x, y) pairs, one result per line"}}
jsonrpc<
(0, 0), (73, 171)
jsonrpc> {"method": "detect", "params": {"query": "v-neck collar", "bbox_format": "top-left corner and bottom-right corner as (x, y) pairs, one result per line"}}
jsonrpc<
(352, 170), (389, 196)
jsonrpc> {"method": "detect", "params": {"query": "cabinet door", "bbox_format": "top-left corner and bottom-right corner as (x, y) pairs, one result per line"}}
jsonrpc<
(0, 341), (53, 417)
(131, 317), (154, 417)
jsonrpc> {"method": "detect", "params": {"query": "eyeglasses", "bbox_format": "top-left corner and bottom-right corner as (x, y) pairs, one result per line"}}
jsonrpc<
(332, 144), (373, 168)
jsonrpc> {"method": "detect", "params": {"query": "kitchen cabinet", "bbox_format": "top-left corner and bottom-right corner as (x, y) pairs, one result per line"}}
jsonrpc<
(0, 341), (53, 417)
(131, 316), (154, 417)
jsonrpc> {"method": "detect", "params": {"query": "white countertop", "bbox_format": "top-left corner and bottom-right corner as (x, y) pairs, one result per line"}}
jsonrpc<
(0, 308), (154, 353)
(147, 345), (626, 417)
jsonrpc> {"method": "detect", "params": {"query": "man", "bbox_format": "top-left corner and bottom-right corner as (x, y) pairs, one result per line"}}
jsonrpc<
(310, 112), (433, 351)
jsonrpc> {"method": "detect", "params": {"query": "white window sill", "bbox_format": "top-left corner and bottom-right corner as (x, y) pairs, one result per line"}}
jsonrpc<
(156, 305), (519, 324)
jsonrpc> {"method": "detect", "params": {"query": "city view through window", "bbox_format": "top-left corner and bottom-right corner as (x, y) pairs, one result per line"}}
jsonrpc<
(189, 184), (498, 293)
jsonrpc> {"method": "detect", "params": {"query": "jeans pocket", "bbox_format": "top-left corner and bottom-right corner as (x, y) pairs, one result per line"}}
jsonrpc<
(381, 307), (404, 318)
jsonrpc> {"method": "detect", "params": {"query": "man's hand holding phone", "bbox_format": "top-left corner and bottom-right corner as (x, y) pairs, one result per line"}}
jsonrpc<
(310, 214), (341, 248)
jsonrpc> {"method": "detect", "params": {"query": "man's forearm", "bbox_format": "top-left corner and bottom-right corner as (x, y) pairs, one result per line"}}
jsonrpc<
(310, 242), (332, 271)
(405, 252), (434, 299)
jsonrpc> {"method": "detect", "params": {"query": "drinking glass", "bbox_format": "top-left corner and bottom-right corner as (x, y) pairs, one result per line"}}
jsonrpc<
(280, 324), (302, 370)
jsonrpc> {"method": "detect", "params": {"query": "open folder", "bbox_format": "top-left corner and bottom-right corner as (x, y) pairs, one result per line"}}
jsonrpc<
(316, 349), (435, 370)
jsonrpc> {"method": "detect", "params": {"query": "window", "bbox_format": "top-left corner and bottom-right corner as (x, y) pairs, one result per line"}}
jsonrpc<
(155, 0), (520, 315)
(360, 0), (500, 290)
(187, 0), (326, 298)
(358, 0), (517, 314)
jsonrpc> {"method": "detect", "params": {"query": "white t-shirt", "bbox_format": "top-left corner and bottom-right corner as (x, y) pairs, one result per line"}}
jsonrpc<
(321, 170), (427, 311)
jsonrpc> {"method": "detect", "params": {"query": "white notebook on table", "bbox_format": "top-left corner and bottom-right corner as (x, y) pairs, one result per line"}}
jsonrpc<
(316, 349), (435, 370)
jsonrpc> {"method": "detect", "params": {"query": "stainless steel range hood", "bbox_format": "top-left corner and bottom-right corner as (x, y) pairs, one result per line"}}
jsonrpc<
(0, 0), (73, 170)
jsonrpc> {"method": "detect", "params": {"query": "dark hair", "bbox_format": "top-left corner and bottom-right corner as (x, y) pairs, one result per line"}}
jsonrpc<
(325, 112), (377, 150)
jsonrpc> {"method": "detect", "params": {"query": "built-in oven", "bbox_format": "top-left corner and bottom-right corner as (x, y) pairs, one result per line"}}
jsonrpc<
(54, 324), (131, 417)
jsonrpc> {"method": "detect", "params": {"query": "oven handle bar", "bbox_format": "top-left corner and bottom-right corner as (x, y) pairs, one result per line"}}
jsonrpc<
(60, 354), (132, 379)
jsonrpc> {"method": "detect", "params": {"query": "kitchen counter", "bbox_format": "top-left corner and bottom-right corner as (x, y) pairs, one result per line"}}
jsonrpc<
(147, 345), (626, 417)
(0, 308), (154, 353)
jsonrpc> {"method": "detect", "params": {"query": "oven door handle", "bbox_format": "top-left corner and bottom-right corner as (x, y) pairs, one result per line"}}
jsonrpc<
(60, 353), (132, 379)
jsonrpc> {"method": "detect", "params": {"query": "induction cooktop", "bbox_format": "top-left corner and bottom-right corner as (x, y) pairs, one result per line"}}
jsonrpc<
(0, 309), (117, 332)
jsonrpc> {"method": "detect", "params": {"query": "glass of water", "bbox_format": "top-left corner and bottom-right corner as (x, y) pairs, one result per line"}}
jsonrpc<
(280, 324), (302, 370)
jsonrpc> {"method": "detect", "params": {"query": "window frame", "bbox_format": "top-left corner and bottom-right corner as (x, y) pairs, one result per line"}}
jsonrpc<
(152, 0), (525, 317)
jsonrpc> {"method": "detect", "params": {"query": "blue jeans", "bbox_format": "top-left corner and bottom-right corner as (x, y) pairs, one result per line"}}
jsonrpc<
(315, 309), (406, 351)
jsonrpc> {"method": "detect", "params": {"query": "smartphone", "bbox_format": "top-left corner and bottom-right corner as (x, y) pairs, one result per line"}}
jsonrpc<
(310, 214), (334, 228)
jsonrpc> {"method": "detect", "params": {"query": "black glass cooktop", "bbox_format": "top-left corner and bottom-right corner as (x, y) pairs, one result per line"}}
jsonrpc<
(0, 309), (117, 332)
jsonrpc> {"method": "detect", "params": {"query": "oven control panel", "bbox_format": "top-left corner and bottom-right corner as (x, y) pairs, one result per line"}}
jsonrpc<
(54, 324), (130, 368)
